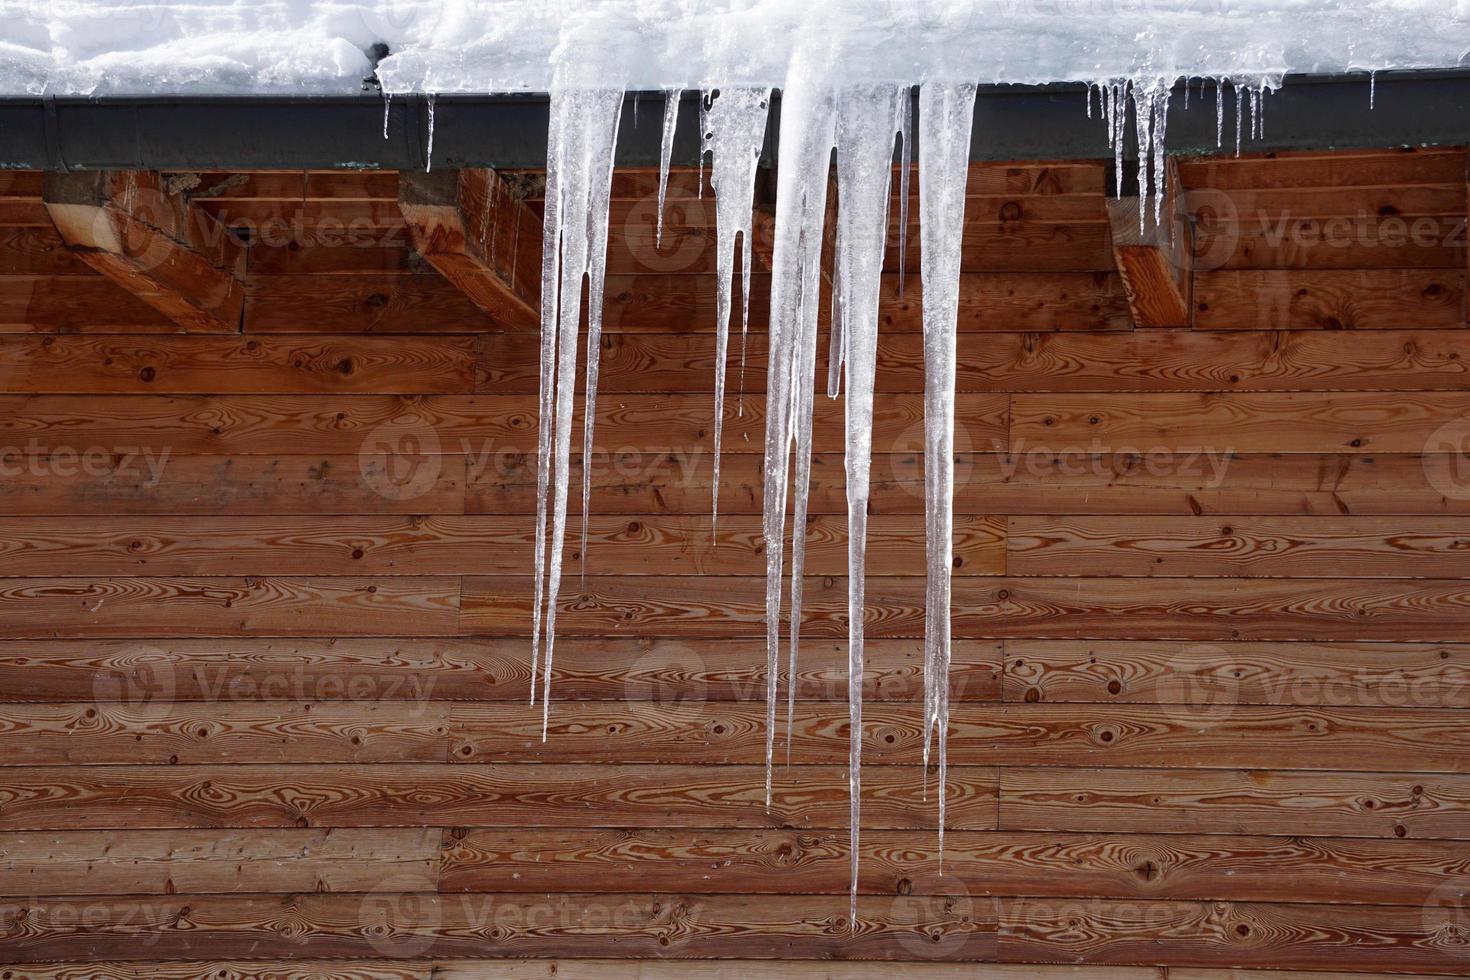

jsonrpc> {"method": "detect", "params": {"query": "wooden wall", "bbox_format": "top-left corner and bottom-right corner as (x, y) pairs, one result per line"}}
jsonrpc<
(0, 147), (1468, 977)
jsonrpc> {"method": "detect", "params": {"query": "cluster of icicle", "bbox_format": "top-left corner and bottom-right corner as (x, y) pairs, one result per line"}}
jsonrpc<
(523, 73), (1266, 925)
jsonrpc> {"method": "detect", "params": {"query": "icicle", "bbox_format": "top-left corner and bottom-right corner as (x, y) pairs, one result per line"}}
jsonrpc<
(1370, 69), (1377, 109)
(896, 90), (913, 298)
(760, 67), (836, 808)
(532, 87), (624, 735)
(1182, 76), (1189, 110)
(382, 91), (391, 140)
(1111, 81), (1126, 199)
(918, 80), (976, 870)
(1234, 81), (1243, 156)
(425, 94), (436, 171)
(1152, 81), (1171, 228)
(1215, 77), (1224, 148)
(1132, 79), (1153, 236)
(831, 81), (905, 931)
(656, 87), (683, 248)
(701, 87), (771, 537)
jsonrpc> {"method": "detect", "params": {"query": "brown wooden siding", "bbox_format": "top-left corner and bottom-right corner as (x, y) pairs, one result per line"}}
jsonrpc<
(0, 148), (1467, 975)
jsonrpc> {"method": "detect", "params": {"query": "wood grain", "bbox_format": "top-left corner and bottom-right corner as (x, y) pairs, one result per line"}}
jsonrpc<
(466, 451), (1470, 517)
(462, 574), (1470, 641)
(0, 335), (476, 394)
(0, 577), (460, 638)
(1005, 516), (1470, 577)
(0, 636), (1001, 704)
(0, 892), (995, 962)
(1011, 391), (1470, 453)
(1193, 269), (1465, 329)
(1000, 767), (1470, 838)
(0, 764), (999, 831)
(478, 328), (1470, 393)
(440, 827), (1470, 905)
(0, 827), (441, 895)
(1004, 639), (1470, 708)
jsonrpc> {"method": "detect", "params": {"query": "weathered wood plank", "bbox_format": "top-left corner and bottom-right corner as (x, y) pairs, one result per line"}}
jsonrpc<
(478, 328), (1470, 393)
(441, 827), (1470, 905)
(462, 574), (1470, 641)
(1197, 217), (1464, 270)
(0, 701), (450, 765)
(1000, 767), (1470, 838)
(466, 451), (1470, 517)
(1193, 269), (1465, 329)
(0, 892), (995, 962)
(0, 963), (433, 980)
(0, 514), (999, 577)
(451, 702), (1470, 771)
(0, 275), (178, 332)
(1004, 639), (1470, 708)
(0, 335), (476, 394)
(437, 964), (1460, 980)
(0, 391), (1004, 456)
(1011, 392), (1470, 453)
(0, 454), (467, 517)
(0, 636), (1001, 704)
(0, 764), (998, 831)
(0, 828), (441, 895)
(996, 897), (1467, 972)
(0, 577), (460, 638)
(1176, 148), (1467, 189)
(1006, 516), (1470, 577)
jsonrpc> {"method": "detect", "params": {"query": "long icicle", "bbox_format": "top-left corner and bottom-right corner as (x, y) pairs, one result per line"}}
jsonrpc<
(760, 66), (836, 808)
(534, 86), (624, 736)
(917, 80), (977, 868)
(702, 87), (771, 538)
(656, 87), (684, 248)
(832, 81), (906, 930)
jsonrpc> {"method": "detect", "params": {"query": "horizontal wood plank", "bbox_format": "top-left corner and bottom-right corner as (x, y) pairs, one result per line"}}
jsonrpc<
(1004, 639), (1470, 708)
(0, 636), (1001, 704)
(0, 764), (998, 831)
(1000, 767), (1470, 838)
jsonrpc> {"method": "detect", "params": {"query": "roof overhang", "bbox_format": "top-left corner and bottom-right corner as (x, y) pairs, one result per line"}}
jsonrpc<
(1, 68), (1468, 172)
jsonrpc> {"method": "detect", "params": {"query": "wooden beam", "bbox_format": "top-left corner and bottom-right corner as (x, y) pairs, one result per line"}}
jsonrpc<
(1106, 159), (1192, 327)
(397, 168), (540, 329)
(42, 170), (246, 333)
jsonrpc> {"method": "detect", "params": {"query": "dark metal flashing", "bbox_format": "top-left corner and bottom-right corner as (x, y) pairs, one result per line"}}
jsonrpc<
(0, 69), (1467, 172)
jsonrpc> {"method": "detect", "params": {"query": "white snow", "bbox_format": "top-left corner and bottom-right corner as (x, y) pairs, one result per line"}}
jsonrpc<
(3, 1), (1467, 95)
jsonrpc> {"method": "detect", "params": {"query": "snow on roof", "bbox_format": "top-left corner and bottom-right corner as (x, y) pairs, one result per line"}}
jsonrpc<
(0, 0), (1467, 97)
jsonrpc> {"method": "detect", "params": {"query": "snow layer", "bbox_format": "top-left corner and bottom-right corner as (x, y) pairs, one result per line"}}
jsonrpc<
(1, 1), (1468, 96)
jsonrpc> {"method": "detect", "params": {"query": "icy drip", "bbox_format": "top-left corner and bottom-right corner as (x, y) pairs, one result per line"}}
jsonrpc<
(426, 94), (436, 171)
(759, 70), (836, 808)
(531, 87), (624, 737)
(917, 80), (976, 866)
(831, 82), (907, 927)
(656, 87), (684, 248)
(699, 87), (772, 536)
(1097, 77), (1174, 230)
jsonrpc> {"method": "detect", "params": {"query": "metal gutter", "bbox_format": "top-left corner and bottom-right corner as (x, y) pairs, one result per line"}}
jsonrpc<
(1, 69), (1467, 171)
